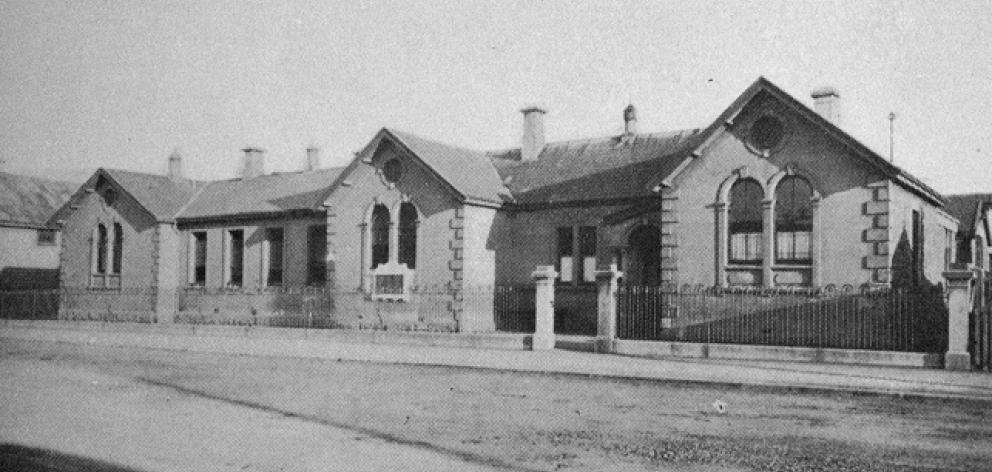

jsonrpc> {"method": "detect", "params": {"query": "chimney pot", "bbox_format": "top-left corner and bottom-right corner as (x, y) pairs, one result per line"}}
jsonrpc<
(811, 86), (841, 125)
(306, 147), (321, 171)
(623, 104), (638, 135)
(242, 147), (265, 179)
(520, 106), (546, 161)
(167, 149), (183, 180)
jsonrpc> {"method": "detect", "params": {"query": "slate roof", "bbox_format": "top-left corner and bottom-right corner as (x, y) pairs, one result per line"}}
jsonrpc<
(489, 129), (703, 204)
(386, 129), (510, 204)
(101, 169), (206, 221)
(179, 167), (344, 220)
(945, 193), (992, 236)
(0, 172), (77, 228)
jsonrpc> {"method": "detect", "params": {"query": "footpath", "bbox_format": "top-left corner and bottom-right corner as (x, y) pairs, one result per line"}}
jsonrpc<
(2, 320), (991, 401)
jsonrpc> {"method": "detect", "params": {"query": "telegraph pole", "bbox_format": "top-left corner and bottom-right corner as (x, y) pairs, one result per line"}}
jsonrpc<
(888, 112), (896, 162)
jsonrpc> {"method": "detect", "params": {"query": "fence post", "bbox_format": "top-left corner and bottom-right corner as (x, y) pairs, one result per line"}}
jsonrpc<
(594, 264), (623, 353)
(943, 268), (976, 370)
(531, 265), (558, 350)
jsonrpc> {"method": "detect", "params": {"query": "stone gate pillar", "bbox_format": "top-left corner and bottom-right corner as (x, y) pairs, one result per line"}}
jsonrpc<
(531, 265), (558, 350)
(943, 268), (976, 371)
(595, 264), (623, 353)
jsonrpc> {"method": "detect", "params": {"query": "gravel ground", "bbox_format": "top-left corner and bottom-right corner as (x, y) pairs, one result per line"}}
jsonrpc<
(2, 340), (990, 472)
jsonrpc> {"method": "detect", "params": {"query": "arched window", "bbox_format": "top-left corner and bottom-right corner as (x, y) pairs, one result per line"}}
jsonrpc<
(398, 202), (417, 269)
(774, 176), (813, 264)
(728, 179), (764, 264)
(112, 222), (123, 274)
(371, 204), (390, 269)
(96, 224), (108, 274)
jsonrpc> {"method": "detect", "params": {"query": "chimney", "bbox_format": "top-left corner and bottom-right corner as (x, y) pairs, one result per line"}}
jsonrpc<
(306, 146), (321, 171)
(520, 106), (546, 161)
(811, 86), (841, 124)
(242, 147), (265, 179)
(623, 103), (638, 135)
(167, 149), (183, 180)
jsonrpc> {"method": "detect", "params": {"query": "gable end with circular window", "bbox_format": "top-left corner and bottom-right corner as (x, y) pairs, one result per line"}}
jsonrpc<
(380, 158), (405, 186)
(746, 115), (788, 157)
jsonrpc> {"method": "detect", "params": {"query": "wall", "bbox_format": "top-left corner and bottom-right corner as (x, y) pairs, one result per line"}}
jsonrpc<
(887, 183), (958, 286)
(0, 226), (61, 289)
(58, 182), (159, 318)
(670, 93), (893, 288)
(324, 137), (464, 330)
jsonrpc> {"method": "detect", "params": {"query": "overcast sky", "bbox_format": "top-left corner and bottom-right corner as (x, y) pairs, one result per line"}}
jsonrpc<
(1, 1), (989, 193)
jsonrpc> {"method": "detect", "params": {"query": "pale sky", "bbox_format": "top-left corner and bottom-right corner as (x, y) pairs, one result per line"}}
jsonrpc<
(1, 1), (989, 194)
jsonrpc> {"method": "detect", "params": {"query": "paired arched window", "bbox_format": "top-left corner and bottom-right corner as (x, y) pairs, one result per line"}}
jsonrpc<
(728, 178), (764, 264)
(369, 202), (419, 270)
(371, 204), (390, 269)
(398, 202), (418, 269)
(774, 176), (813, 264)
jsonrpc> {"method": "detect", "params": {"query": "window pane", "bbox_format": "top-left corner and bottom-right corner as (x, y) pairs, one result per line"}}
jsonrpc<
(112, 223), (123, 275)
(266, 228), (283, 286)
(193, 232), (207, 285)
(307, 225), (326, 285)
(728, 179), (764, 264)
(371, 205), (390, 268)
(398, 202), (417, 269)
(556, 227), (574, 281)
(229, 230), (244, 286)
(96, 224), (108, 274)
(578, 226), (596, 282)
(559, 257), (573, 282)
(774, 176), (813, 264)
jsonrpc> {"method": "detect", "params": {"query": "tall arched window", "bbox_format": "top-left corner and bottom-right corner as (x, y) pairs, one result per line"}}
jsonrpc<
(112, 222), (123, 274)
(398, 202), (418, 269)
(774, 176), (813, 264)
(728, 179), (764, 264)
(371, 204), (390, 268)
(96, 224), (108, 274)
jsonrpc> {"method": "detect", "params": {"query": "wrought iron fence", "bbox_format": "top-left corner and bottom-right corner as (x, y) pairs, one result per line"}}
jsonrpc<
(618, 284), (947, 353)
(493, 285), (535, 332)
(0, 288), (157, 322)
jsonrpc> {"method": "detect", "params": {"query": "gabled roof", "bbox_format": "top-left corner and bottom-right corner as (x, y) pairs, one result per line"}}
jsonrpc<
(679, 76), (946, 206)
(386, 128), (510, 205)
(490, 129), (703, 204)
(945, 193), (992, 237)
(0, 172), (77, 228)
(179, 167), (344, 221)
(102, 169), (206, 221)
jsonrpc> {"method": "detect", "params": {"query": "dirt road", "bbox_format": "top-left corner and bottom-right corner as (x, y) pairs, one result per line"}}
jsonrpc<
(1, 340), (989, 471)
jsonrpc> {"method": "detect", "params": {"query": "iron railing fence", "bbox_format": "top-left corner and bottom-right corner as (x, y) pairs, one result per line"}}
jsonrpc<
(0, 289), (60, 320)
(618, 284), (947, 353)
(493, 285), (535, 333)
(492, 285), (598, 335)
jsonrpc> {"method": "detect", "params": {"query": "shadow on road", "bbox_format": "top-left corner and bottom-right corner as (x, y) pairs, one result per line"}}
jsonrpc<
(0, 443), (146, 472)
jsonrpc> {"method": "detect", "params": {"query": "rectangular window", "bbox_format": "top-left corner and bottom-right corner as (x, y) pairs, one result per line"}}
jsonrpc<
(911, 210), (923, 285)
(579, 226), (597, 283)
(307, 225), (327, 285)
(556, 227), (574, 283)
(944, 228), (954, 270)
(192, 232), (207, 286)
(265, 228), (284, 287)
(730, 232), (762, 263)
(227, 229), (244, 287)
(37, 229), (56, 245)
(775, 231), (811, 263)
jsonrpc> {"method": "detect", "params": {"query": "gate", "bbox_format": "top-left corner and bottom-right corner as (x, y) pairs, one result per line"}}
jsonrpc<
(971, 276), (992, 371)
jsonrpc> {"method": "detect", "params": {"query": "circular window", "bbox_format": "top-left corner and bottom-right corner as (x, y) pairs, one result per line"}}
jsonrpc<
(382, 158), (404, 184)
(749, 116), (785, 152)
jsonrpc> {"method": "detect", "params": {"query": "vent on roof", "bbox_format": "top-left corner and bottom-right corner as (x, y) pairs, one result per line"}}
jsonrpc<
(242, 147), (265, 179)
(811, 87), (841, 125)
(520, 106), (546, 161)
(306, 147), (321, 171)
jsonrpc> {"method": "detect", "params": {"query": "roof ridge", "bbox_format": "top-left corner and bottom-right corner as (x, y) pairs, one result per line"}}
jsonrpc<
(487, 128), (703, 156)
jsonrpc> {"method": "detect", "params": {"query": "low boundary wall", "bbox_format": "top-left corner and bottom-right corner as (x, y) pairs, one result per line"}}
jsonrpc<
(610, 339), (943, 368)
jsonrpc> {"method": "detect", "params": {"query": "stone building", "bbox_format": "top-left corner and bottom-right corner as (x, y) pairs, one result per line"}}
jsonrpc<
(946, 193), (992, 272)
(52, 77), (959, 329)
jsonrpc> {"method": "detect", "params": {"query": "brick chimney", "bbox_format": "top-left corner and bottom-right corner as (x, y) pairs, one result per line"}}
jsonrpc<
(167, 149), (183, 180)
(811, 86), (841, 125)
(306, 147), (321, 171)
(242, 147), (265, 179)
(520, 106), (546, 161)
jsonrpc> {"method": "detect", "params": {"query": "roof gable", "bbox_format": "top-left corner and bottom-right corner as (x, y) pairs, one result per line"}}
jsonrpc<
(945, 193), (992, 237)
(679, 77), (945, 206)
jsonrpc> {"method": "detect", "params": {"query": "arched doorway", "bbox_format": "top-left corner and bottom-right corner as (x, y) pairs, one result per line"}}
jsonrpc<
(627, 225), (661, 286)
